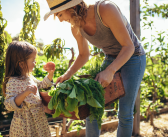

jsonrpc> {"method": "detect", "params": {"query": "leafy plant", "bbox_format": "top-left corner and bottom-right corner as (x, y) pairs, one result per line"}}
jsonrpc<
(145, 3), (168, 19)
(19, 0), (40, 45)
(89, 44), (105, 58)
(0, 0), (13, 120)
(76, 57), (119, 111)
(68, 119), (85, 134)
(0, 0), (8, 94)
(140, 0), (168, 125)
(32, 55), (69, 82)
(48, 77), (105, 129)
(43, 38), (66, 61)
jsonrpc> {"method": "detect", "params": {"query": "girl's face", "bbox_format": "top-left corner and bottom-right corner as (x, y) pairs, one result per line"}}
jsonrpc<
(27, 52), (36, 73)
(56, 9), (73, 24)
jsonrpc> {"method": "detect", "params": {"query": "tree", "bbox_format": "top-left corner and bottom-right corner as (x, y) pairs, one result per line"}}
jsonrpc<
(19, 0), (40, 45)
(0, 0), (12, 120)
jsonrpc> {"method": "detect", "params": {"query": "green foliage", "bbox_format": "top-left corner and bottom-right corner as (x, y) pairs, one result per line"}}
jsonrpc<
(89, 44), (105, 58)
(140, 0), (168, 119)
(0, 1), (13, 120)
(76, 56), (119, 112)
(19, 0), (40, 45)
(4, 31), (12, 44)
(0, 1), (8, 92)
(48, 78), (105, 129)
(146, 4), (168, 18)
(33, 55), (69, 82)
(76, 55), (104, 76)
(68, 119), (85, 134)
(43, 38), (66, 61)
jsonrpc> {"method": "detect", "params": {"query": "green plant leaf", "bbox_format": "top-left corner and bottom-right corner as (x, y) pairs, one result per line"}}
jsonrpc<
(76, 87), (84, 101)
(87, 97), (102, 108)
(68, 86), (76, 98)
(66, 97), (78, 112)
(58, 83), (67, 89)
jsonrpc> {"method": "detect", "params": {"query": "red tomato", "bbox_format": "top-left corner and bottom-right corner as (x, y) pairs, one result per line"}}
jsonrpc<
(44, 62), (55, 71)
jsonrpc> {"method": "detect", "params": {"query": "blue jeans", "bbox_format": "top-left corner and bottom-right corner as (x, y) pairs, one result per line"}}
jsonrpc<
(86, 54), (146, 137)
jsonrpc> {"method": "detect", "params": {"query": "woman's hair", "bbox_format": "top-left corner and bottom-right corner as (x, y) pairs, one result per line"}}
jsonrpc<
(2, 41), (37, 96)
(54, 1), (88, 28)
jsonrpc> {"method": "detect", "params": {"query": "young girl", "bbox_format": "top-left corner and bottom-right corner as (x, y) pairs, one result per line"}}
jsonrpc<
(3, 41), (55, 137)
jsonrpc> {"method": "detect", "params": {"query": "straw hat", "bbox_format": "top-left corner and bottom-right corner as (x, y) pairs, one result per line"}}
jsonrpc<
(44, 0), (83, 21)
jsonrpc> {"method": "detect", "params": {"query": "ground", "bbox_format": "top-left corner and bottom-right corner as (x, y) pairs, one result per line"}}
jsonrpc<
(49, 113), (168, 137)
(100, 113), (168, 137)
(2, 113), (168, 136)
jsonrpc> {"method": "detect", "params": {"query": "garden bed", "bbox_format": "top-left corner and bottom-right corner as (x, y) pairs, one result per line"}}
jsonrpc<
(1, 101), (168, 137)
(49, 107), (168, 137)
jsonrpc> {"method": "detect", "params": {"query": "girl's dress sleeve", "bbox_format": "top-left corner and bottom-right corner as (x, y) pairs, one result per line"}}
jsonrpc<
(32, 75), (53, 89)
(4, 78), (23, 111)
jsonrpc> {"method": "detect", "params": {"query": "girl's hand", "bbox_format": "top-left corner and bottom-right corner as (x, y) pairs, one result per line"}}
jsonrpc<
(25, 85), (37, 96)
(43, 62), (56, 81)
(95, 69), (114, 88)
(14, 85), (37, 107)
(43, 61), (55, 73)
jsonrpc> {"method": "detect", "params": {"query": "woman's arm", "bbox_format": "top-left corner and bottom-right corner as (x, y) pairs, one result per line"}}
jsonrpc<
(56, 27), (90, 83)
(67, 27), (90, 75)
(95, 2), (135, 87)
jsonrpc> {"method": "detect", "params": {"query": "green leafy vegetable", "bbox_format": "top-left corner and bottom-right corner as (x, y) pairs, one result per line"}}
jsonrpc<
(87, 97), (102, 108)
(66, 97), (78, 112)
(68, 86), (76, 98)
(48, 77), (105, 129)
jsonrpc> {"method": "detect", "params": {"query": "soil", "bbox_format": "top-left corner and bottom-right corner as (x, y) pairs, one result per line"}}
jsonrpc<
(100, 113), (168, 137)
(1, 112), (168, 136)
(49, 113), (168, 137)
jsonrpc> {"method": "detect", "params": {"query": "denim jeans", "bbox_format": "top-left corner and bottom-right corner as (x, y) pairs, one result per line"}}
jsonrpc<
(86, 54), (146, 137)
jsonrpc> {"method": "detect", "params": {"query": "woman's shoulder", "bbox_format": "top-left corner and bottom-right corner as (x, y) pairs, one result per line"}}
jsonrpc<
(99, 1), (119, 13)
(98, 0), (126, 26)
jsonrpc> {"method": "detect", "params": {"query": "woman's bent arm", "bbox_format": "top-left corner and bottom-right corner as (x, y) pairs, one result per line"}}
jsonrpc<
(56, 27), (90, 83)
(95, 2), (135, 87)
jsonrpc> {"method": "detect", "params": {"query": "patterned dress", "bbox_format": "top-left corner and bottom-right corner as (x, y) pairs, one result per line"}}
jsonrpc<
(4, 75), (52, 137)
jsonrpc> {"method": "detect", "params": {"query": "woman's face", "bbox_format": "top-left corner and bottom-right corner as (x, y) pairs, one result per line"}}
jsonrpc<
(56, 9), (73, 24)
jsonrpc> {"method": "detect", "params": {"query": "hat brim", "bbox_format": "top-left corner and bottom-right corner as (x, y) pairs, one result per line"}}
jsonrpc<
(44, 0), (83, 21)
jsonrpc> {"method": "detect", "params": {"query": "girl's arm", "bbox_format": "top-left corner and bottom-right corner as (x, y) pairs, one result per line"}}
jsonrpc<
(56, 27), (90, 83)
(43, 64), (55, 81)
(14, 85), (37, 107)
(33, 64), (55, 89)
(4, 78), (37, 111)
(32, 74), (53, 89)
(95, 2), (135, 87)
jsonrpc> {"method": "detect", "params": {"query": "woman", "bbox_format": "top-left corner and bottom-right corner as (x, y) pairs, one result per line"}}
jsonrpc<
(44, 0), (146, 137)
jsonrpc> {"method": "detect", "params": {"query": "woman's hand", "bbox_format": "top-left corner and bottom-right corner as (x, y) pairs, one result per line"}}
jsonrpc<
(56, 72), (71, 84)
(95, 69), (114, 88)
